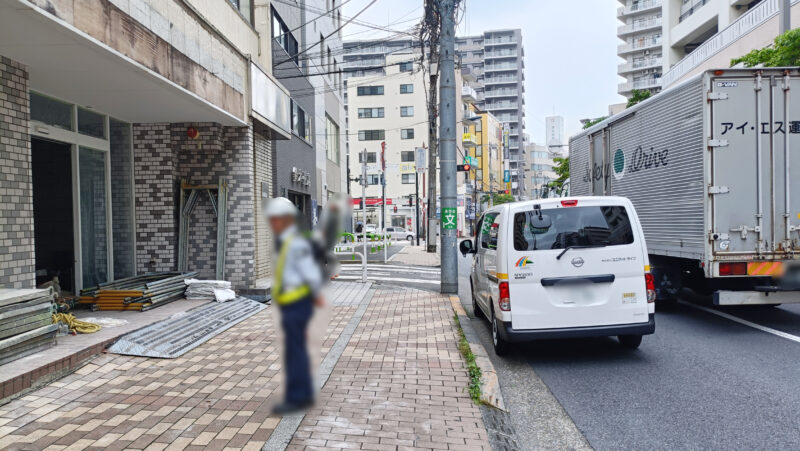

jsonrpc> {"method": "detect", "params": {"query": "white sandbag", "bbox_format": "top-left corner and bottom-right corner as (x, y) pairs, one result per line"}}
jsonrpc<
(213, 288), (236, 303)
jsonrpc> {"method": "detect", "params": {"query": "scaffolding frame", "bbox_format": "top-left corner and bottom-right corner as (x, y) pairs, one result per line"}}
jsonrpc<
(177, 178), (228, 280)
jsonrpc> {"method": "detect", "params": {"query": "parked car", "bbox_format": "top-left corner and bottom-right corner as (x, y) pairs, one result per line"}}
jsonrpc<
(384, 227), (414, 242)
(460, 196), (655, 355)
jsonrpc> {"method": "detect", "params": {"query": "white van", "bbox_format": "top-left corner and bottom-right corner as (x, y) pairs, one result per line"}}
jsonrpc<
(460, 196), (655, 355)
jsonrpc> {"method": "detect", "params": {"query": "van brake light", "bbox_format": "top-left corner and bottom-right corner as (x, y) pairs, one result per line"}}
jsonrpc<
(561, 199), (578, 207)
(499, 282), (511, 311)
(645, 273), (656, 303)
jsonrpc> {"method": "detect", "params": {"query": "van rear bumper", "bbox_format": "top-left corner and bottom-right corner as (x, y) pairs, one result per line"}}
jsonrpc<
(497, 314), (655, 342)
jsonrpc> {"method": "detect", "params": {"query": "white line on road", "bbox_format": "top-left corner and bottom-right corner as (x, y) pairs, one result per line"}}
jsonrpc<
(335, 276), (440, 285)
(679, 301), (800, 344)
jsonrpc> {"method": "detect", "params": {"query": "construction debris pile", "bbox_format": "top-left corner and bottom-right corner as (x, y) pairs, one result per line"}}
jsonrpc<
(0, 288), (58, 365)
(79, 272), (198, 311)
(184, 279), (235, 302)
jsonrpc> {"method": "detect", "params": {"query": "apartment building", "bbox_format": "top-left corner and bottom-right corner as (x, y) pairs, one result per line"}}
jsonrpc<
(0, 0), (296, 290)
(617, 0), (795, 98)
(524, 143), (557, 199)
(456, 29), (527, 199)
(617, 0), (665, 97)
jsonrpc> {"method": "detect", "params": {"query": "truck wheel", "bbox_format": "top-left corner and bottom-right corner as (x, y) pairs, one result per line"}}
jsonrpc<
(491, 308), (509, 356)
(618, 334), (642, 349)
(471, 280), (484, 320)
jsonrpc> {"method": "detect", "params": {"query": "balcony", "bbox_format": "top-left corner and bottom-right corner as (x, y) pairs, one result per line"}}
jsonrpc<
(484, 89), (517, 98)
(485, 76), (518, 85)
(679, 0), (710, 23)
(618, 77), (662, 93)
(662, 0), (798, 88)
(461, 85), (477, 104)
(617, 0), (661, 17)
(617, 17), (662, 36)
(484, 37), (517, 46)
(618, 36), (662, 54)
(462, 133), (477, 147)
(486, 101), (518, 110)
(485, 50), (518, 59)
(618, 56), (662, 74)
(485, 63), (517, 72)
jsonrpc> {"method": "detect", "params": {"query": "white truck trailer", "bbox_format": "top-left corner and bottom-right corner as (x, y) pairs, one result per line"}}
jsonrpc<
(569, 68), (800, 305)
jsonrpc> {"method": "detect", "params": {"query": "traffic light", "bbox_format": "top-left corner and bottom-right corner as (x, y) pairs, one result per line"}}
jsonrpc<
(456, 164), (471, 171)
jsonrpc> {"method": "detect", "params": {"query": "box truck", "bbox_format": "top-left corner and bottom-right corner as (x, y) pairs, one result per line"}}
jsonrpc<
(569, 68), (800, 305)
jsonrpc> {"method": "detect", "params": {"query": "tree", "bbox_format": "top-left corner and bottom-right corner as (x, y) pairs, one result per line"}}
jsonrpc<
(582, 116), (607, 129)
(627, 89), (651, 108)
(547, 157), (569, 191)
(731, 28), (800, 68)
(481, 193), (515, 205)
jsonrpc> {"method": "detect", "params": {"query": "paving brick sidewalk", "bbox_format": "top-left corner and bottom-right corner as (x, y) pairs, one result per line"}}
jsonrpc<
(0, 283), (488, 450)
(390, 246), (441, 267)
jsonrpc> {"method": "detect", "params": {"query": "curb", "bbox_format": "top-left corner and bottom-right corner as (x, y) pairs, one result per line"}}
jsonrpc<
(449, 295), (506, 411)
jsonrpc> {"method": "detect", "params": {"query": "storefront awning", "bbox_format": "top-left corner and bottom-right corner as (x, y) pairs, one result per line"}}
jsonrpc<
(0, 0), (247, 126)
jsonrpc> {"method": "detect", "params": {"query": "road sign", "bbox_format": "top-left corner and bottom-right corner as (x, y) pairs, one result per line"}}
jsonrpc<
(441, 207), (457, 230)
(415, 147), (426, 172)
(504, 170), (510, 183)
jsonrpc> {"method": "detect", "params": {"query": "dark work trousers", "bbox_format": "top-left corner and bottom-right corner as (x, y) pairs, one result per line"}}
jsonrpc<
(279, 296), (314, 404)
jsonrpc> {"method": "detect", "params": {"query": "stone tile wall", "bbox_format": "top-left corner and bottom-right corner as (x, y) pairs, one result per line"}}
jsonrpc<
(0, 56), (34, 289)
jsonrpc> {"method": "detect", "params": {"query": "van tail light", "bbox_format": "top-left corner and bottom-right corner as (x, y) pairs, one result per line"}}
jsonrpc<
(561, 199), (578, 207)
(645, 273), (656, 303)
(498, 282), (511, 311)
(719, 262), (747, 276)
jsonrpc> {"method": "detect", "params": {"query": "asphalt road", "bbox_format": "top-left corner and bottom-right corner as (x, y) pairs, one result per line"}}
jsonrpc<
(457, 253), (800, 450)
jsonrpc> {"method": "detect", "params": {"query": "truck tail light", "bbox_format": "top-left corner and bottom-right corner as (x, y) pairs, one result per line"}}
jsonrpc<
(561, 199), (578, 207)
(645, 273), (656, 303)
(719, 262), (747, 276)
(498, 281), (511, 311)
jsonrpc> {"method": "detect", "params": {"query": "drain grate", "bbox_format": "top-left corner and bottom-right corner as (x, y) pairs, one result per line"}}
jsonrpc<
(107, 297), (266, 358)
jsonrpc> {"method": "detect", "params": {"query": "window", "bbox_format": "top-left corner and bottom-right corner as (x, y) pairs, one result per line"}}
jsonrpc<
(400, 84), (414, 94)
(358, 130), (385, 141)
(327, 46), (332, 73)
(78, 107), (106, 139)
(402, 173), (416, 184)
(326, 115), (340, 163)
(401, 129), (414, 140)
(320, 34), (325, 68)
(358, 108), (384, 118)
(272, 8), (298, 64)
(513, 206), (634, 251)
(291, 101), (312, 143)
(475, 145), (482, 157)
(401, 151), (415, 162)
(357, 85), (384, 96)
(30, 92), (72, 130)
(358, 152), (377, 163)
(367, 174), (381, 185)
(400, 106), (414, 117)
(479, 213), (499, 249)
(229, 0), (252, 23)
(399, 61), (413, 72)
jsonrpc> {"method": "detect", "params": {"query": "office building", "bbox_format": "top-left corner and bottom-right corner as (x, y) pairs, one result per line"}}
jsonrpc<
(524, 143), (557, 199)
(456, 29), (527, 198)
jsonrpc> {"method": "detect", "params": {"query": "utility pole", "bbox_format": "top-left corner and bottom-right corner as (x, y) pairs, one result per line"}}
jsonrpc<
(438, 0), (457, 294)
(426, 65), (439, 253)
(360, 149), (368, 283)
(380, 142), (386, 231)
(415, 176), (421, 246)
(781, 0), (791, 33)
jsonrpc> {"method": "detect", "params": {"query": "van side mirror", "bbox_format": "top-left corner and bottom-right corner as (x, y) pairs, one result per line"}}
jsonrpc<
(459, 240), (476, 256)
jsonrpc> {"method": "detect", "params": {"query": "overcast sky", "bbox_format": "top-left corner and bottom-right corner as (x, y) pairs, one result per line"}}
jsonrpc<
(342, 0), (625, 144)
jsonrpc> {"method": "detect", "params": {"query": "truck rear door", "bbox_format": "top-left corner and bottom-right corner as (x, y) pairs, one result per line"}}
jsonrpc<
(709, 71), (800, 259)
(507, 200), (649, 330)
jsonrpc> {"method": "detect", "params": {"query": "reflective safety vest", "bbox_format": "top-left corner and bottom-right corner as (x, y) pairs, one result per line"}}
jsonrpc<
(272, 234), (311, 306)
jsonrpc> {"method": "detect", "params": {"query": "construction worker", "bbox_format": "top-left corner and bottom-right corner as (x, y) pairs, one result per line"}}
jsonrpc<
(265, 197), (324, 414)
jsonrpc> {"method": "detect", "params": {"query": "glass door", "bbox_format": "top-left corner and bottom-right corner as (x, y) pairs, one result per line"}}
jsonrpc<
(79, 146), (109, 288)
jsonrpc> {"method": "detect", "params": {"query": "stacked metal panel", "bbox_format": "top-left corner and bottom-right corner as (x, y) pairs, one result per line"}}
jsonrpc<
(79, 272), (198, 311)
(0, 288), (58, 365)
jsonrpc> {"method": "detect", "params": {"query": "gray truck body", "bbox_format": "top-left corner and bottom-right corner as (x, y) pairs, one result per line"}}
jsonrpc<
(569, 69), (800, 304)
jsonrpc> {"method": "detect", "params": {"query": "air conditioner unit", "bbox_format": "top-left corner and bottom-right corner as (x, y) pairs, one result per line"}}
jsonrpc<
(645, 50), (650, 55)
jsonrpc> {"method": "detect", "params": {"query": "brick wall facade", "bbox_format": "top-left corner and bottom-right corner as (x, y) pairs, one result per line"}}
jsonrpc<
(0, 56), (35, 289)
(133, 123), (176, 274)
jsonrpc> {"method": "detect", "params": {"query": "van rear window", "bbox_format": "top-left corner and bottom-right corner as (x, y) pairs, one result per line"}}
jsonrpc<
(513, 206), (634, 251)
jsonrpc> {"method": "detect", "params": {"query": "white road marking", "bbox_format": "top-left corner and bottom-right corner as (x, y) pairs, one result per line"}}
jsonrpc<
(680, 301), (800, 344)
(335, 276), (440, 285)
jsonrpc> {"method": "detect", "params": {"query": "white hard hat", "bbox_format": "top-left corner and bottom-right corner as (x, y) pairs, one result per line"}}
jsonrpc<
(265, 197), (299, 218)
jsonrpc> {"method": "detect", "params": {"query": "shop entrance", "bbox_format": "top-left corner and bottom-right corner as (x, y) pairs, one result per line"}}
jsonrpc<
(287, 191), (312, 229)
(31, 137), (75, 293)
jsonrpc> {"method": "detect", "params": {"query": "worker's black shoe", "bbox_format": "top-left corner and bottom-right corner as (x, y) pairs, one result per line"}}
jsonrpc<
(272, 400), (313, 415)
